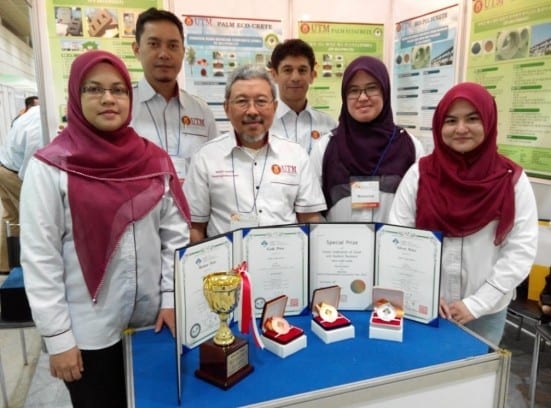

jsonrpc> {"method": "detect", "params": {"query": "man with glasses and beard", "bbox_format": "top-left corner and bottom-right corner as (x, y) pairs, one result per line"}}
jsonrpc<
(184, 65), (326, 243)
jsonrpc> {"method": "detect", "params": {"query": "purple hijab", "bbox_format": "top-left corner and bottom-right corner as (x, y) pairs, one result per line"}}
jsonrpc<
(321, 56), (415, 208)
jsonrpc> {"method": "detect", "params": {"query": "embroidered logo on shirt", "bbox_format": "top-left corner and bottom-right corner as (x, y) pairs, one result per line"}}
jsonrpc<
(181, 116), (206, 127)
(271, 164), (297, 175)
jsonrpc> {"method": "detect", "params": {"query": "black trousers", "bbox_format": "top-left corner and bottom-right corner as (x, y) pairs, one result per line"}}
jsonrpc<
(64, 341), (127, 408)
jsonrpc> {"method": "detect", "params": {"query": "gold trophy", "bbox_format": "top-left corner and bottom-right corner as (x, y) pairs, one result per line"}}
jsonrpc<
(195, 272), (254, 389)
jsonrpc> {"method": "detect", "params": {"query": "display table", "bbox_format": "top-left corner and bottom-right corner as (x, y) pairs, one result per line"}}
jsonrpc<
(124, 312), (510, 408)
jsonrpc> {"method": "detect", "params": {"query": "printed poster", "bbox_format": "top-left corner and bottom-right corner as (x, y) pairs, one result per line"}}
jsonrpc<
(45, 0), (162, 125)
(466, 0), (551, 179)
(393, 5), (460, 153)
(298, 21), (385, 122)
(180, 15), (283, 134)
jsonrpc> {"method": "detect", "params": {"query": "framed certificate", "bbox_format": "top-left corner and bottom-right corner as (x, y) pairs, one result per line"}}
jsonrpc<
(309, 223), (375, 310)
(174, 233), (234, 350)
(242, 225), (309, 317)
(374, 224), (442, 325)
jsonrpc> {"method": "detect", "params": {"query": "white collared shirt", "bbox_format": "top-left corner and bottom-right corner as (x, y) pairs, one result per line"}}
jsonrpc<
(131, 78), (219, 179)
(389, 162), (538, 319)
(270, 100), (337, 154)
(309, 129), (425, 223)
(185, 132), (327, 238)
(0, 105), (43, 179)
(20, 158), (190, 354)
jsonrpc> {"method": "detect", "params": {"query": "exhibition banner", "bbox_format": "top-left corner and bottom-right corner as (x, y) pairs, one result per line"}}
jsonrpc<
(44, 0), (161, 125)
(393, 5), (460, 153)
(179, 15), (284, 134)
(298, 21), (385, 122)
(466, 0), (551, 179)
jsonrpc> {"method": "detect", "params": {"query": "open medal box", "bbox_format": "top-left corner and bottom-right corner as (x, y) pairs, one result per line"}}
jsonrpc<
(369, 287), (405, 342)
(310, 285), (355, 343)
(260, 295), (307, 358)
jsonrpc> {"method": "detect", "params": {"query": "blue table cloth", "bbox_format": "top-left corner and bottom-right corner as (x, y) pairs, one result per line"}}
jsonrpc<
(129, 311), (489, 407)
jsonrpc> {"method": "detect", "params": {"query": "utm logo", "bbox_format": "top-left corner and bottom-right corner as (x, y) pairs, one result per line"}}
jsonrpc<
(271, 164), (281, 175)
(272, 164), (297, 175)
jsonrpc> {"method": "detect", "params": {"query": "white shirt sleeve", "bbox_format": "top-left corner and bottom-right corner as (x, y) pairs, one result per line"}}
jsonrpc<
(184, 150), (211, 223)
(20, 158), (77, 354)
(463, 171), (538, 317)
(388, 162), (419, 227)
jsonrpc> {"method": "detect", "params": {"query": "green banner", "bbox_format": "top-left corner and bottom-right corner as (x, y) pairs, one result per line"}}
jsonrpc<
(298, 21), (384, 121)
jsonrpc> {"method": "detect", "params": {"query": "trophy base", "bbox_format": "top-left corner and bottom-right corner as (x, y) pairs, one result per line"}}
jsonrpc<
(195, 336), (254, 389)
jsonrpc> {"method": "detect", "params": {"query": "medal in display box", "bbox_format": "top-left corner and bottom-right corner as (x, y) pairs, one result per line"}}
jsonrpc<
(310, 285), (354, 343)
(261, 295), (306, 358)
(369, 287), (404, 342)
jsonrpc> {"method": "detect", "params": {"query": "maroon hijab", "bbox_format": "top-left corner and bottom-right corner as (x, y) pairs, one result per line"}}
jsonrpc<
(322, 56), (415, 208)
(416, 82), (521, 245)
(35, 50), (190, 300)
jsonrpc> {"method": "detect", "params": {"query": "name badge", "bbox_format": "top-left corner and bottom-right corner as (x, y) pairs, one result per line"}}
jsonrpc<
(170, 156), (190, 184)
(230, 213), (259, 230)
(351, 180), (380, 209)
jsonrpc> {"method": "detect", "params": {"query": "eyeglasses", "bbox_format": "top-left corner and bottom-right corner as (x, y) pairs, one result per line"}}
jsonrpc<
(346, 84), (381, 100)
(229, 97), (273, 110)
(81, 85), (130, 98)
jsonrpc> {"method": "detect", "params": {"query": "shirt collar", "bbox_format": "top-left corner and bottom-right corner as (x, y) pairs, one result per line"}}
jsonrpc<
(136, 77), (182, 106)
(225, 131), (283, 157)
(276, 98), (312, 119)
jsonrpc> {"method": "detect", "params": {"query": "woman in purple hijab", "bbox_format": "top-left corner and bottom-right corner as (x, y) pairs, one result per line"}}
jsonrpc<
(310, 56), (424, 222)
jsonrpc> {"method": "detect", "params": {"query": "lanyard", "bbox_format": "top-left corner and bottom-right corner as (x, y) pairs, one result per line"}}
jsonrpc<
(280, 111), (313, 153)
(144, 98), (181, 154)
(231, 145), (270, 214)
(371, 127), (397, 177)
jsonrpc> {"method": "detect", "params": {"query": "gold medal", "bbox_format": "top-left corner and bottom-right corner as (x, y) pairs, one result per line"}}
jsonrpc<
(316, 302), (338, 323)
(264, 316), (290, 335)
(374, 300), (396, 322)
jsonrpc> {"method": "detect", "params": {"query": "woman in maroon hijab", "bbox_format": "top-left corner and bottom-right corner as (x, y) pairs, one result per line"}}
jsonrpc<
(389, 82), (538, 345)
(310, 56), (424, 222)
(20, 50), (190, 406)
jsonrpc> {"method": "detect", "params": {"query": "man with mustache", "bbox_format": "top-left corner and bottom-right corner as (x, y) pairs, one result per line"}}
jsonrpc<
(185, 65), (326, 242)
(131, 8), (218, 182)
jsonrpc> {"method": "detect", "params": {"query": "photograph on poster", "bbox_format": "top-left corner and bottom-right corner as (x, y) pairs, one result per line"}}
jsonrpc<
(86, 8), (118, 38)
(54, 6), (83, 37)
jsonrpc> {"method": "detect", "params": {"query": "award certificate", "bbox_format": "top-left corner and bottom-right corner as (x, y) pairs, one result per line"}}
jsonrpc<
(176, 234), (233, 348)
(375, 224), (442, 325)
(309, 223), (375, 310)
(243, 225), (308, 317)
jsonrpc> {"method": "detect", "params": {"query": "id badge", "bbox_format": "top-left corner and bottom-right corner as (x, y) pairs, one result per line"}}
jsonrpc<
(351, 179), (380, 209)
(230, 213), (260, 230)
(170, 156), (190, 184)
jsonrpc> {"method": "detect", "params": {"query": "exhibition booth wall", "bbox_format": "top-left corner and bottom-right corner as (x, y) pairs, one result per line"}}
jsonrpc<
(26, 0), (551, 218)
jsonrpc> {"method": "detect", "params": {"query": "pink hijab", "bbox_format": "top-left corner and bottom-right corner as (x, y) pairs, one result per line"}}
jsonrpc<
(416, 82), (522, 245)
(35, 50), (190, 300)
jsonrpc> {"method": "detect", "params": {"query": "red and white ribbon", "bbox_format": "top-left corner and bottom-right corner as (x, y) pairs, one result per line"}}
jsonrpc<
(235, 261), (264, 349)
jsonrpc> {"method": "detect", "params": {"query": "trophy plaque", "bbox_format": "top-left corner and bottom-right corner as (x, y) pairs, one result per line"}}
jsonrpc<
(195, 272), (254, 389)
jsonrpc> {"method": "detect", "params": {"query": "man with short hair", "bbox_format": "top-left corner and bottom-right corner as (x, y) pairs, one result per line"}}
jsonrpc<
(11, 96), (39, 127)
(131, 8), (218, 181)
(270, 39), (337, 154)
(185, 65), (326, 242)
(0, 105), (43, 273)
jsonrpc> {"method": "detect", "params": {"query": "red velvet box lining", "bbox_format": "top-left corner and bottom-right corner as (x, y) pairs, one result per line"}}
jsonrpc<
(313, 314), (351, 330)
(263, 326), (304, 344)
